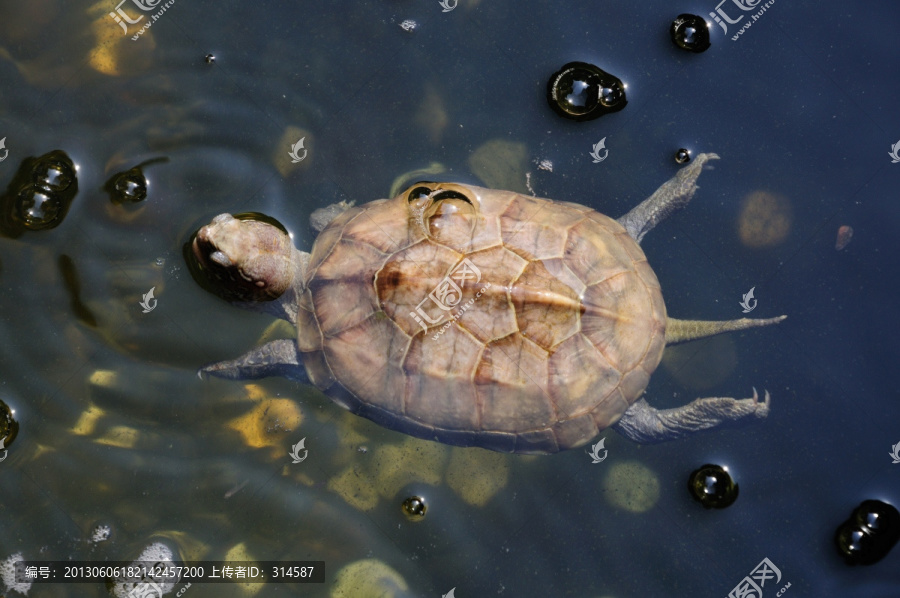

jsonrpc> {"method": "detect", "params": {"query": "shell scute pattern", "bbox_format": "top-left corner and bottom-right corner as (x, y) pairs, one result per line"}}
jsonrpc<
(300, 184), (665, 452)
(308, 238), (386, 337)
(452, 246), (525, 342)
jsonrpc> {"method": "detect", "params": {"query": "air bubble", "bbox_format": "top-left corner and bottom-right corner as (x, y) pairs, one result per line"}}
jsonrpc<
(0, 399), (18, 448)
(401, 496), (427, 520)
(675, 148), (691, 164)
(32, 156), (75, 193)
(547, 62), (627, 121)
(835, 500), (900, 565)
(670, 14), (711, 53)
(0, 150), (77, 236)
(105, 157), (168, 205)
(688, 464), (738, 509)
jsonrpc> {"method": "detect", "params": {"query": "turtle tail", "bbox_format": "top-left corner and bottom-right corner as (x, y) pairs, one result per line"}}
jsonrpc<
(665, 315), (787, 345)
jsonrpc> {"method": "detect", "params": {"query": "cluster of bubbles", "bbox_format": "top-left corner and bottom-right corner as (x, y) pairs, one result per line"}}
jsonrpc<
(0, 150), (169, 237)
(545, 14), (708, 164)
(546, 62), (627, 122)
(835, 500), (900, 565)
(0, 149), (77, 237)
(686, 464), (899, 565)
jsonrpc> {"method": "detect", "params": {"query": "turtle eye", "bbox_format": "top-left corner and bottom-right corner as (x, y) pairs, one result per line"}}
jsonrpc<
(407, 185), (434, 203)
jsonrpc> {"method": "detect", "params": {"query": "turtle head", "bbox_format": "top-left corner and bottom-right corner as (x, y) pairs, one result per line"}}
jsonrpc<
(188, 213), (296, 303)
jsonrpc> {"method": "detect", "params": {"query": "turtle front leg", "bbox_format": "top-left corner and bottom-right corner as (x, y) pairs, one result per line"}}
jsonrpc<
(617, 152), (719, 244)
(200, 339), (308, 382)
(310, 200), (355, 233)
(611, 388), (770, 444)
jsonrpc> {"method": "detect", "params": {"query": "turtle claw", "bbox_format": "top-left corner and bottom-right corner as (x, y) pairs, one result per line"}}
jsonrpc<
(743, 387), (771, 419)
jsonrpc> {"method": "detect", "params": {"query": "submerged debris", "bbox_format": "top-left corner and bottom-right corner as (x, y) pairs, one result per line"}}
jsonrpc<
(835, 225), (853, 250)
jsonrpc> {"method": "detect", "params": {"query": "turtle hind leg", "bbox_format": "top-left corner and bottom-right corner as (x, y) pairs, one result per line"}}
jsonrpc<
(611, 388), (770, 444)
(617, 153), (719, 244)
(199, 339), (308, 383)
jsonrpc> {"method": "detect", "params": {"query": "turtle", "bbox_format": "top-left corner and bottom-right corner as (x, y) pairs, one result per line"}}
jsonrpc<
(189, 153), (786, 454)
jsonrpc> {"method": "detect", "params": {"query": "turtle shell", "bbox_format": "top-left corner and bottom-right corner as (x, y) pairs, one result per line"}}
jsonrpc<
(297, 183), (666, 454)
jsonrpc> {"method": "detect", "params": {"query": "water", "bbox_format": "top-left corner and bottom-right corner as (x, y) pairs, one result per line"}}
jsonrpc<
(1, 0), (899, 596)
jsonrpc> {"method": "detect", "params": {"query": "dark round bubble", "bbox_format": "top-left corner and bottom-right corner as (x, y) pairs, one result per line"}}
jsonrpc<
(32, 155), (75, 193)
(836, 522), (871, 562)
(105, 157), (168, 205)
(205, 53), (215, 64)
(670, 14), (711, 53)
(17, 189), (62, 228)
(0, 399), (19, 448)
(401, 496), (427, 520)
(547, 62), (627, 121)
(836, 500), (900, 565)
(598, 84), (625, 109)
(112, 173), (147, 203)
(853, 500), (898, 534)
(675, 148), (691, 164)
(688, 464), (738, 509)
